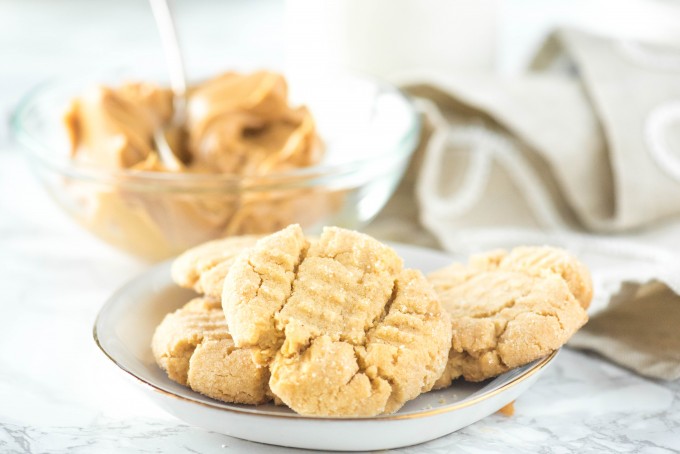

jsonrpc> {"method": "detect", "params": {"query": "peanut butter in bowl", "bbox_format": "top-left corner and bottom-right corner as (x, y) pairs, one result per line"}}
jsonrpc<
(13, 69), (420, 261)
(61, 71), (343, 260)
(65, 71), (322, 174)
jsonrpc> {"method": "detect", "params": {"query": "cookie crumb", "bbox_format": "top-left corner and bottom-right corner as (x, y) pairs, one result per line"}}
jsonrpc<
(497, 401), (515, 416)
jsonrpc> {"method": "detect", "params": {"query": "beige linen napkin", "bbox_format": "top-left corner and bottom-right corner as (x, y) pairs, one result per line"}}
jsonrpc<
(385, 28), (680, 380)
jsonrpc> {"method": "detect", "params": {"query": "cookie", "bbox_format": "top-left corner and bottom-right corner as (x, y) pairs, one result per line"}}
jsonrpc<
(151, 297), (271, 405)
(222, 224), (452, 416)
(171, 235), (262, 299)
(428, 246), (590, 386)
(469, 246), (593, 309)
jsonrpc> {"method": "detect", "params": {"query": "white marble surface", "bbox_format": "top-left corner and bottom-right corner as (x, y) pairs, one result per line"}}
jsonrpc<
(2, 1), (680, 452)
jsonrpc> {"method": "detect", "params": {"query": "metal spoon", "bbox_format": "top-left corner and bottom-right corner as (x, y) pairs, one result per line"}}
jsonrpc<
(149, 0), (186, 171)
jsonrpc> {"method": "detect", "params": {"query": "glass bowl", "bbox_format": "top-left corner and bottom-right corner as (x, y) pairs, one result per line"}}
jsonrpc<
(11, 70), (421, 261)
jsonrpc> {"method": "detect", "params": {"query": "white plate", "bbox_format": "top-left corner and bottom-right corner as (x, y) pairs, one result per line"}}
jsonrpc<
(93, 243), (559, 451)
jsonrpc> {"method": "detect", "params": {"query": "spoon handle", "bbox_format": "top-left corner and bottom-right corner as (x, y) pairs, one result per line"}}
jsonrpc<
(149, 0), (187, 122)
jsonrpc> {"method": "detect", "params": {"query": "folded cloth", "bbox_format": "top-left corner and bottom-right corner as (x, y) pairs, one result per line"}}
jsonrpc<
(379, 28), (680, 380)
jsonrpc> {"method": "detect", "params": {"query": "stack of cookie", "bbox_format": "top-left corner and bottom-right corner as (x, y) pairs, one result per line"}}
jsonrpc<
(152, 224), (591, 417)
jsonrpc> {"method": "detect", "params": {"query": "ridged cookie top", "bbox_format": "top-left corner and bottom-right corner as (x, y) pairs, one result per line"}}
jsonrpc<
(468, 246), (593, 309)
(222, 224), (312, 358)
(151, 297), (271, 405)
(152, 298), (230, 386)
(222, 224), (452, 416)
(171, 235), (262, 299)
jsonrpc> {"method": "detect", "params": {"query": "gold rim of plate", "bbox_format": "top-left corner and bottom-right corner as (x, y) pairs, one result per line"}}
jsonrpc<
(93, 320), (558, 421)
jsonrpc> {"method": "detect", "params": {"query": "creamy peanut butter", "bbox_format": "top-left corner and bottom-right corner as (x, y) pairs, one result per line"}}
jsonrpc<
(64, 82), (173, 169)
(63, 71), (337, 260)
(66, 71), (320, 174)
(187, 71), (321, 174)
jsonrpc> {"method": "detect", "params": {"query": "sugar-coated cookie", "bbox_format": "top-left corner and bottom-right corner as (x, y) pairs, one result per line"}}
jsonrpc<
(222, 225), (452, 416)
(428, 246), (590, 386)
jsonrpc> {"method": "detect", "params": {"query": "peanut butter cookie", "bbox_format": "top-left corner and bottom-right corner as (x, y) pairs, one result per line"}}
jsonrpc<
(171, 235), (262, 299)
(429, 247), (590, 386)
(469, 246), (593, 309)
(222, 225), (452, 416)
(151, 297), (271, 405)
